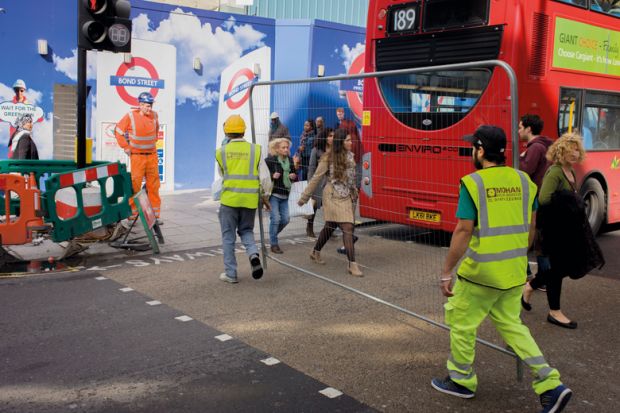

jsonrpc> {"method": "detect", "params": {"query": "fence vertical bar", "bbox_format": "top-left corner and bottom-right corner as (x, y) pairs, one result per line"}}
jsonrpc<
(248, 83), (268, 271)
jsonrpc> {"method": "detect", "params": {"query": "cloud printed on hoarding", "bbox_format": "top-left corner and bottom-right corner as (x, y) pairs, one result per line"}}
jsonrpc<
(132, 8), (267, 109)
(341, 42), (365, 71)
(53, 50), (98, 81)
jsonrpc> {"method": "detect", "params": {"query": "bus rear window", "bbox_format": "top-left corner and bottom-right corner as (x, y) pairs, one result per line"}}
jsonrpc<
(423, 0), (489, 31)
(377, 69), (492, 130)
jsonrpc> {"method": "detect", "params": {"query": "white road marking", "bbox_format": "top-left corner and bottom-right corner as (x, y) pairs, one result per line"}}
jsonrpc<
(319, 387), (343, 399)
(215, 334), (233, 342)
(175, 315), (193, 322)
(119, 287), (134, 292)
(95, 276), (107, 280)
(146, 300), (161, 306)
(260, 357), (281, 366)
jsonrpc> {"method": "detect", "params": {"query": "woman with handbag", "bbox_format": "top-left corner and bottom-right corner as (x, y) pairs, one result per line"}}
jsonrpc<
(265, 138), (297, 254)
(298, 129), (362, 276)
(521, 133), (604, 329)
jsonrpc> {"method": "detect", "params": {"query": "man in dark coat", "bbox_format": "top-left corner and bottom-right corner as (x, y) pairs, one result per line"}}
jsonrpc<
(518, 114), (553, 189)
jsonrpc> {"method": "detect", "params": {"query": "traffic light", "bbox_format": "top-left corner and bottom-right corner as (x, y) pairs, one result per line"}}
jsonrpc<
(78, 0), (132, 53)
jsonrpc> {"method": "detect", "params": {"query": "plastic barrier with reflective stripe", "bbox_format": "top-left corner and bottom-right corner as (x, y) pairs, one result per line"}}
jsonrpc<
(0, 174), (44, 245)
(43, 162), (132, 242)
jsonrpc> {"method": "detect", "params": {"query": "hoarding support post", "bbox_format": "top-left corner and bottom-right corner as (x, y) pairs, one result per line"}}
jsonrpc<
(77, 45), (87, 169)
(248, 84), (268, 271)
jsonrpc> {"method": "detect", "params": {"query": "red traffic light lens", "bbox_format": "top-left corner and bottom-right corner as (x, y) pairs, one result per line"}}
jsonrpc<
(84, 0), (107, 14)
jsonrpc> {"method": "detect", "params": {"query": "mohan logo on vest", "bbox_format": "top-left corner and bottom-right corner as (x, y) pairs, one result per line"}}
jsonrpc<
(486, 186), (522, 202)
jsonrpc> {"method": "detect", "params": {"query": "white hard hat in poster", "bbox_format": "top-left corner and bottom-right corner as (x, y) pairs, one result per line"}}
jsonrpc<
(95, 39), (177, 191)
(214, 46), (271, 180)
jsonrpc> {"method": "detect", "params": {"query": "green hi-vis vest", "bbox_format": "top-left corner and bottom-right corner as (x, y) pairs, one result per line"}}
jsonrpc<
(457, 167), (537, 289)
(215, 140), (261, 209)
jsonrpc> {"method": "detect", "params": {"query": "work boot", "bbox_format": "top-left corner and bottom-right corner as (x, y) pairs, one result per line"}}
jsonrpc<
(540, 384), (572, 413)
(309, 250), (325, 264)
(347, 261), (363, 277)
(270, 245), (283, 254)
(250, 254), (263, 280)
(430, 377), (475, 399)
(219, 273), (238, 284)
(306, 222), (316, 238)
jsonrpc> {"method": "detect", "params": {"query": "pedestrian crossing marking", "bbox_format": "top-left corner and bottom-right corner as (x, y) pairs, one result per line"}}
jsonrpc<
(260, 357), (280, 366)
(215, 334), (233, 341)
(319, 387), (343, 398)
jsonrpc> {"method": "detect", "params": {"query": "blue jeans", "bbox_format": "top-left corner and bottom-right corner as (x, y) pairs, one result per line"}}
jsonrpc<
(269, 195), (289, 245)
(218, 205), (259, 278)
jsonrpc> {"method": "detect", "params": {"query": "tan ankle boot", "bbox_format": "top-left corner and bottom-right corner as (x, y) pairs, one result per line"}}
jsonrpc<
(310, 250), (325, 264)
(348, 261), (363, 277)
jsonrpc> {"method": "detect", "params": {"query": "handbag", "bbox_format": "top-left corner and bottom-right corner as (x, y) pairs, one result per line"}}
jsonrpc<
(288, 180), (314, 217)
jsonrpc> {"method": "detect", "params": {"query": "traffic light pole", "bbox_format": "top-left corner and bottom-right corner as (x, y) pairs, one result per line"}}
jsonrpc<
(76, 46), (87, 169)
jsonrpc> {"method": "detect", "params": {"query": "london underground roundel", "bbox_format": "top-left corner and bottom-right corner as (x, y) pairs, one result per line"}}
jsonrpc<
(346, 52), (365, 121)
(225, 68), (256, 110)
(115, 57), (161, 106)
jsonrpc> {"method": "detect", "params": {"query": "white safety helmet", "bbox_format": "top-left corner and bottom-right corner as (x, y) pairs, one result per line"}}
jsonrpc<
(13, 79), (26, 90)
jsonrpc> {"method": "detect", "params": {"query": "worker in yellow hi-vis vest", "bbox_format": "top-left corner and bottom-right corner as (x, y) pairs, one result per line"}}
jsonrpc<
(432, 125), (572, 413)
(215, 115), (272, 284)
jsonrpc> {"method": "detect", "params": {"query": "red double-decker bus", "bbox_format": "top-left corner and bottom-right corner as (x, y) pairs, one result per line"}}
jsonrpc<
(359, 0), (620, 234)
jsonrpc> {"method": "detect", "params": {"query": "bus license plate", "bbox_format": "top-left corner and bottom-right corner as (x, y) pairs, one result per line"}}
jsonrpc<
(409, 209), (441, 223)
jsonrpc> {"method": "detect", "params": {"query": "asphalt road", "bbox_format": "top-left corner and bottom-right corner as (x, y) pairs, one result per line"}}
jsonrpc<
(0, 272), (374, 413)
(1, 225), (618, 412)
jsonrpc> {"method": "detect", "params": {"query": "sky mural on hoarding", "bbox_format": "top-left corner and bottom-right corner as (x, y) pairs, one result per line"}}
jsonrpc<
(0, 0), (275, 188)
(307, 22), (365, 133)
(0, 2), (365, 189)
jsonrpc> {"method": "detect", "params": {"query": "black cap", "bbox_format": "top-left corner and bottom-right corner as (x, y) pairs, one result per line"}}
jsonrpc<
(463, 125), (506, 155)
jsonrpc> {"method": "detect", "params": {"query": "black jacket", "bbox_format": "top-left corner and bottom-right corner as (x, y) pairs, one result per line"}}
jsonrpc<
(265, 155), (295, 197)
(538, 189), (605, 279)
(10, 130), (39, 160)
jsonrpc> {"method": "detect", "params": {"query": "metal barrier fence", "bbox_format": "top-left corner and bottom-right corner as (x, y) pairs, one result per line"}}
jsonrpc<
(248, 60), (525, 379)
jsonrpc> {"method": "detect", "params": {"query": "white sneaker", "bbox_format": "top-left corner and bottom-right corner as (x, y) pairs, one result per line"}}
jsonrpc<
(219, 273), (238, 283)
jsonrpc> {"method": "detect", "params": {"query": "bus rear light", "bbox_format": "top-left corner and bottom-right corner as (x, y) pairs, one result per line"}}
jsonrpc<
(363, 161), (370, 169)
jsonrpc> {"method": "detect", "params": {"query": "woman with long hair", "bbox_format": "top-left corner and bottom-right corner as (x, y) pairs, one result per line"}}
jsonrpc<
(298, 128), (362, 276)
(522, 132), (604, 329)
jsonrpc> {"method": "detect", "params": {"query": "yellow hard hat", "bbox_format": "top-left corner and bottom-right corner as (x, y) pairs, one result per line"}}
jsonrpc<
(224, 115), (246, 134)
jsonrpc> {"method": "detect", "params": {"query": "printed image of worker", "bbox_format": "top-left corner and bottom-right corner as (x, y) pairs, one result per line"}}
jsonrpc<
(8, 114), (38, 160)
(8, 79), (29, 138)
(114, 92), (162, 223)
(12, 79), (28, 104)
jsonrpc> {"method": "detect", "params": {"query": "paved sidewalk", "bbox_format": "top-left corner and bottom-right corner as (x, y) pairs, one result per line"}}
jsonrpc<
(81, 189), (308, 261)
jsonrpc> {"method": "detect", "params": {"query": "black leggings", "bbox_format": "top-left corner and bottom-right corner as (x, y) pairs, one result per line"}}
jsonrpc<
(529, 269), (564, 311)
(313, 221), (355, 262)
